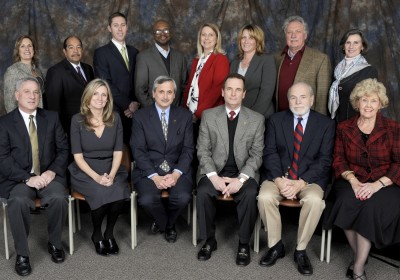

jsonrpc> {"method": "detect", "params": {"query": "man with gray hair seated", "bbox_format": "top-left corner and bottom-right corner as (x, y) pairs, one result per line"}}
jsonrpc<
(258, 82), (335, 276)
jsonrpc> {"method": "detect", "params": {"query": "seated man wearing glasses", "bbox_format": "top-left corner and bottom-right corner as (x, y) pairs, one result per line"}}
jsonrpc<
(135, 19), (188, 107)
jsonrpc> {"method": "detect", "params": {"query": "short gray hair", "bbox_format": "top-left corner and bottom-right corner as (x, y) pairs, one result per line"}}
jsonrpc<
(287, 81), (314, 97)
(15, 77), (40, 93)
(282, 15), (308, 35)
(152, 75), (177, 93)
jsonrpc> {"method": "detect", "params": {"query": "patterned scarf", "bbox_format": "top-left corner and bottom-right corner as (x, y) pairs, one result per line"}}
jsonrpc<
(328, 54), (370, 118)
(186, 51), (213, 113)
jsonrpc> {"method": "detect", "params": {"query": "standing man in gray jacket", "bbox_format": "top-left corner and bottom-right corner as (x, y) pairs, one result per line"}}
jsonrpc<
(135, 19), (188, 107)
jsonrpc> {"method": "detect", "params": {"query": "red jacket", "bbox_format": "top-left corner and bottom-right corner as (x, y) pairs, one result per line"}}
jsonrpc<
(333, 113), (400, 185)
(183, 53), (229, 119)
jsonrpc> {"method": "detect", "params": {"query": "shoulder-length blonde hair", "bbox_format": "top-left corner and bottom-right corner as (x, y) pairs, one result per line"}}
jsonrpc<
(196, 23), (225, 57)
(80, 78), (115, 130)
(13, 35), (38, 65)
(237, 24), (265, 58)
(350, 78), (389, 110)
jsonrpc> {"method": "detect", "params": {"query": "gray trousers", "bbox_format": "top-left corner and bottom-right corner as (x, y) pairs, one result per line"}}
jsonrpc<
(7, 181), (67, 256)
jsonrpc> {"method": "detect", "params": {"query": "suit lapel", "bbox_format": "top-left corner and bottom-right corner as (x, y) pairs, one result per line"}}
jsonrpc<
(150, 105), (167, 146)
(14, 110), (31, 161)
(199, 54), (216, 84)
(295, 47), (311, 83)
(215, 107), (229, 156)
(233, 108), (248, 148)
(152, 46), (168, 74)
(36, 110), (47, 162)
(108, 42), (129, 72)
(245, 55), (261, 78)
(64, 59), (86, 86)
(299, 111), (317, 160)
(282, 112), (294, 161)
(166, 106), (178, 148)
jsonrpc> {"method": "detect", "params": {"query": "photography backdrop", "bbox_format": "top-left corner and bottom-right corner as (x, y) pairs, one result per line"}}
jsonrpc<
(0, 0), (398, 120)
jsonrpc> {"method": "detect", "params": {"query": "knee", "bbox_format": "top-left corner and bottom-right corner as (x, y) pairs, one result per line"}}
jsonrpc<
(257, 190), (276, 206)
(170, 192), (191, 208)
(137, 193), (156, 208)
(8, 196), (30, 209)
(302, 194), (324, 208)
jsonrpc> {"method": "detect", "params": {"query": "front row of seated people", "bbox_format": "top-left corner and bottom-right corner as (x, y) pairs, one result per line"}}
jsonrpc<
(0, 75), (399, 279)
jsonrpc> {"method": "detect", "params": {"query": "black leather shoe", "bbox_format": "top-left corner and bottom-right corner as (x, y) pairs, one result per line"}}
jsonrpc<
(151, 221), (164, 234)
(197, 240), (217, 261)
(346, 261), (354, 278)
(259, 243), (285, 267)
(91, 236), (109, 256)
(165, 226), (177, 243)
(236, 243), (251, 266)
(47, 242), (65, 263)
(15, 255), (32, 276)
(106, 238), (119, 255)
(294, 250), (313, 276)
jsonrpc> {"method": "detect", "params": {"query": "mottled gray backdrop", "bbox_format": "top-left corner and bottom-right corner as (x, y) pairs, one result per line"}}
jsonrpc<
(0, 0), (398, 120)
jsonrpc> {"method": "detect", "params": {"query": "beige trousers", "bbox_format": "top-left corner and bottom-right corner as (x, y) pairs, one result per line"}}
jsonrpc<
(257, 180), (325, 250)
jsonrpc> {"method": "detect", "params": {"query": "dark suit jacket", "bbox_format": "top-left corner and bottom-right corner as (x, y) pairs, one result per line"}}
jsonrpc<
(230, 54), (276, 118)
(0, 109), (69, 198)
(333, 113), (400, 185)
(263, 110), (335, 190)
(130, 104), (194, 184)
(93, 41), (139, 112)
(183, 53), (229, 119)
(135, 45), (188, 107)
(45, 59), (94, 134)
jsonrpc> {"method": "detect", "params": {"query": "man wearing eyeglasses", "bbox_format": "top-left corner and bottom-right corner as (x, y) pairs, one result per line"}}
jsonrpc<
(135, 20), (188, 107)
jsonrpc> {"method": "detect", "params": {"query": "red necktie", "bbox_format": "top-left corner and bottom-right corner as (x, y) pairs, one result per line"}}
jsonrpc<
(229, 111), (235, 120)
(288, 117), (303, 180)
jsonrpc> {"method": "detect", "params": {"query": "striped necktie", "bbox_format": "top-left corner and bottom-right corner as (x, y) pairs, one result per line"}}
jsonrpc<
(288, 117), (303, 180)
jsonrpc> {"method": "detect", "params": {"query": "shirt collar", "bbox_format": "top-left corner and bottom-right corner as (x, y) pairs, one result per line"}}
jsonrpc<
(155, 43), (170, 56)
(155, 103), (171, 117)
(111, 39), (126, 51)
(225, 106), (241, 117)
(19, 108), (37, 119)
(282, 45), (306, 57)
(292, 110), (310, 121)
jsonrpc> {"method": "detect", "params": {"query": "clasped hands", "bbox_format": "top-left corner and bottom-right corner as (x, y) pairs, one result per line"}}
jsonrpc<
(96, 173), (114, 187)
(124, 101), (140, 118)
(349, 178), (379, 200)
(209, 175), (243, 198)
(274, 177), (306, 200)
(26, 170), (56, 190)
(152, 172), (181, 190)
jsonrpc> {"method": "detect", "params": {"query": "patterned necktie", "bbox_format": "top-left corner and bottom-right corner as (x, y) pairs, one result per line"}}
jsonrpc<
(29, 115), (40, 175)
(159, 111), (170, 172)
(121, 46), (129, 70)
(76, 66), (87, 85)
(229, 111), (235, 120)
(288, 117), (303, 180)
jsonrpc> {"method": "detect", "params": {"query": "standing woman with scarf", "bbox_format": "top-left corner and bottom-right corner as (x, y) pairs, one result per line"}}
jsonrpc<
(183, 23), (229, 129)
(328, 29), (378, 122)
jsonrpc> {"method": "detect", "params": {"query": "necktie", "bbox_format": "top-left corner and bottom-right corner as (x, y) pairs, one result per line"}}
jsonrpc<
(160, 111), (170, 172)
(288, 117), (303, 180)
(76, 66), (87, 85)
(229, 111), (235, 120)
(121, 46), (129, 70)
(29, 115), (40, 175)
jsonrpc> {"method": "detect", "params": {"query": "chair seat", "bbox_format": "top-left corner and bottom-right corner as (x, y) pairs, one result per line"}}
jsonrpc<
(279, 199), (301, 207)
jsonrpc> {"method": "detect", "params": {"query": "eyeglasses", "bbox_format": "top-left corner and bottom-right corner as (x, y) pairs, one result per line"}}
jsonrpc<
(154, 29), (170, 35)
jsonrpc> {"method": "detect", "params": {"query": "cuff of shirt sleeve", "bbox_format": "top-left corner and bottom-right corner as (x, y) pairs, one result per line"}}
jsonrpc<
(206, 171), (217, 178)
(173, 169), (183, 175)
(148, 173), (157, 179)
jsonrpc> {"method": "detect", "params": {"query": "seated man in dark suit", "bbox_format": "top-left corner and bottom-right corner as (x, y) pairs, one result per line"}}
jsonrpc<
(196, 73), (265, 266)
(94, 12), (139, 143)
(46, 35), (94, 135)
(257, 82), (335, 276)
(130, 75), (193, 243)
(0, 77), (69, 277)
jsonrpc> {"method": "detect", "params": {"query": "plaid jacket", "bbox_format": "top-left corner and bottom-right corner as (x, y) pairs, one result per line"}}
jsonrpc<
(333, 113), (400, 185)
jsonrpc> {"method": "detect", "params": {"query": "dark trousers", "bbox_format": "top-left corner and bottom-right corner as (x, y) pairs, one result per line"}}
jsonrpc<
(196, 176), (259, 244)
(135, 176), (192, 230)
(7, 181), (67, 256)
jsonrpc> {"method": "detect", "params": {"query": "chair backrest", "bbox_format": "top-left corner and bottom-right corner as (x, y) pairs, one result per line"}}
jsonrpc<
(121, 145), (132, 173)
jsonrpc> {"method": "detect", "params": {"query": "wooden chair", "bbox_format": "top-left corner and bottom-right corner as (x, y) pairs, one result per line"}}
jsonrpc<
(253, 198), (331, 261)
(191, 193), (260, 252)
(68, 145), (134, 254)
(131, 189), (191, 249)
(1, 197), (42, 260)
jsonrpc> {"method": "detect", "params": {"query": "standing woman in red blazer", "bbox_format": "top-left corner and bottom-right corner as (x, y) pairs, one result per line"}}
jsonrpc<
(183, 23), (230, 127)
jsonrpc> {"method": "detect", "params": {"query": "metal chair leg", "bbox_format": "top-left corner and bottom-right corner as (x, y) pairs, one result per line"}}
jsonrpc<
(68, 196), (74, 255)
(131, 191), (137, 249)
(320, 229), (326, 261)
(327, 229), (332, 263)
(2, 201), (10, 260)
(192, 194), (197, 246)
(253, 215), (261, 253)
